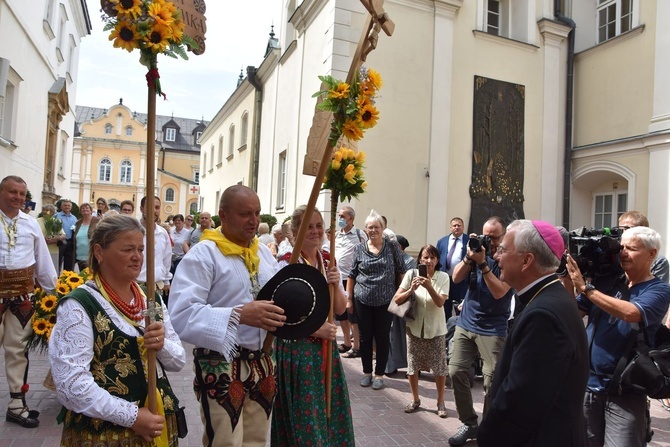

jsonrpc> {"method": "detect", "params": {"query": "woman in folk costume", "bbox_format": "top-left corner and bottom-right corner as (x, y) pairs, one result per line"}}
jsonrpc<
(49, 215), (186, 446)
(271, 205), (355, 446)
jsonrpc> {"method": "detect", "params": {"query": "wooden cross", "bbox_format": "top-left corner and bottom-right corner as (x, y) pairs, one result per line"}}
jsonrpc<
(302, 0), (395, 176)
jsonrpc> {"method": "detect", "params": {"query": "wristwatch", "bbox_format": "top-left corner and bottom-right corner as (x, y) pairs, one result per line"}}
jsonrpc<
(583, 283), (596, 296)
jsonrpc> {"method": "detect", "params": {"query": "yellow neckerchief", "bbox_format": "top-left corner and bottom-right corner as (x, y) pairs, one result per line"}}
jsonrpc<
(200, 229), (260, 279)
(94, 275), (168, 446)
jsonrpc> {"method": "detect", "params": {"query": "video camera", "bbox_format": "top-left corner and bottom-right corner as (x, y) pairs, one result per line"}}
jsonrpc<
(468, 235), (492, 257)
(567, 226), (625, 278)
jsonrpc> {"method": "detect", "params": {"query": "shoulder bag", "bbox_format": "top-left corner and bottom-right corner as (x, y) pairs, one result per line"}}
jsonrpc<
(387, 269), (416, 321)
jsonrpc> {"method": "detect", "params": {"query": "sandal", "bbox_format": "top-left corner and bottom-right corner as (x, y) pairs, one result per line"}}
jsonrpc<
(6, 406), (39, 428)
(338, 343), (351, 353)
(659, 398), (670, 412)
(437, 403), (448, 418)
(404, 400), (421, 413)
(343, 348), (360, 358)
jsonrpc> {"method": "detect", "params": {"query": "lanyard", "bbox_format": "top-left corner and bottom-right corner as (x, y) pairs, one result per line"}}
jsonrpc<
(0, 213), (17, 251)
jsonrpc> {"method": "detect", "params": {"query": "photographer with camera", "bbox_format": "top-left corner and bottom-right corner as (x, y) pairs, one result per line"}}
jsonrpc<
(566, 226), (670, 447)
(447, 216), (514, 446)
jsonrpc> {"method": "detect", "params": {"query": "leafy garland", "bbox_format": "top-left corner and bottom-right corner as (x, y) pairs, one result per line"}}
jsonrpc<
(313, 67), (382, 201)
(27, 269), (91, 353)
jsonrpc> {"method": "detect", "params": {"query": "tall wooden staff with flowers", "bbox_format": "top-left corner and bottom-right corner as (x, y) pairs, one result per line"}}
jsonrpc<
(269, 0), (394, 418)
(99, 0), (203, 414)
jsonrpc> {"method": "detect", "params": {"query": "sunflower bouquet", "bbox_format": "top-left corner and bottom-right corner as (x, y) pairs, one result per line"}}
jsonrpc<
(312, 66), (382, 147)
(27, 269), (91, 353)
(313, 67), (382, 200)
(100, 0), (198, 92)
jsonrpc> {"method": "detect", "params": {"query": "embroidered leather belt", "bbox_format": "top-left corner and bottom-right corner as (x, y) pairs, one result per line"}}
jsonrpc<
(0, 266), (35, 299)
(193, 347), (264, 361)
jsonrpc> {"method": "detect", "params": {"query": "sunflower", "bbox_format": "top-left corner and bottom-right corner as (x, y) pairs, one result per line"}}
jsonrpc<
(67, 275), (83, 288)
(367, 69), (383, 90)
(342, 120), (363, 141)
(57, 283), (71, 295)
(33, 319), (49, 336)
(39, 295), (58, 313)
(328, 83), (350, 100)
(356, 94), (372, 109)
(109, 19), (140, 52)
(114, 0), (142, 18)
(149, 2), (175, 27)
(145, 23), (171, 53)
(358, 103), (379, 129)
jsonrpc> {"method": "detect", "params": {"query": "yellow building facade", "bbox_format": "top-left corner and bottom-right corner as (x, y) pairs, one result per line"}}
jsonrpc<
(72, 101), (204, 221)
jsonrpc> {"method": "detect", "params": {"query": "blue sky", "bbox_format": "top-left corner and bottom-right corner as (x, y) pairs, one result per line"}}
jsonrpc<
(77, 0), (283, 120)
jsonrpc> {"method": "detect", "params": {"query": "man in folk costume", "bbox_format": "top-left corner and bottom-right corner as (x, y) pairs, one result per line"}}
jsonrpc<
(169, 185), (285, 447)
(0, 176), (57, 427)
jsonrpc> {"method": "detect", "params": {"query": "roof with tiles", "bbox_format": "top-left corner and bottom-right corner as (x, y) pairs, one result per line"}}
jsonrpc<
(75, 104), (208, 154)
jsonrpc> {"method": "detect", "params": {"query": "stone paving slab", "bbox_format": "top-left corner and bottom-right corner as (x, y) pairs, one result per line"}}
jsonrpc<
(0, 337), (668, 446)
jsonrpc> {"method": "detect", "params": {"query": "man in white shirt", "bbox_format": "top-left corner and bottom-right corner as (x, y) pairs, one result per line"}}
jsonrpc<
(0, 176), (57, 428)
(335, 206), (367, 357)
(169, 214), (189, 275)
(169, 185), (285, 447)
(137, 196), (172, 296)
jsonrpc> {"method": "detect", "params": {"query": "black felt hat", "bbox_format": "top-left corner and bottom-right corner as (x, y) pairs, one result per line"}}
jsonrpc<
(257, 263), (330, 340)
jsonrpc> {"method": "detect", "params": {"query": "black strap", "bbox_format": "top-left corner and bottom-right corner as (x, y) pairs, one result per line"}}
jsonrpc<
(356, 228), (364, 242)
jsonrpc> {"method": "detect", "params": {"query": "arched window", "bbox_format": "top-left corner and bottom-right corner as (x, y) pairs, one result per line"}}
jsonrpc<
(99, 158), (111, 182)
(120, 159), (132, 183)
(104, 123), (112, 135)
(189, 202), (198, 214)
(228, 124), (235, 156)
(241, 112), (249, 146)
(218, 135), (224, 162)
(125, 126), (133, 136)
(165, 187), (175, 202)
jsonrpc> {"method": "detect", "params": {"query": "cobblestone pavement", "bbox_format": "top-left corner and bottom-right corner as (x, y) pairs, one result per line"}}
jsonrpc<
(0, 338), (668, 446)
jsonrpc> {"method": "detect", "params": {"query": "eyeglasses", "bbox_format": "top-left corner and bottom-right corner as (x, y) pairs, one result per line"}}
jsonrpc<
(487, 234), (503, 243)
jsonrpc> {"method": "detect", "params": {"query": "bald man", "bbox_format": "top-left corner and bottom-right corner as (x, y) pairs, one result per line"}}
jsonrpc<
(169, 185), (285, 447)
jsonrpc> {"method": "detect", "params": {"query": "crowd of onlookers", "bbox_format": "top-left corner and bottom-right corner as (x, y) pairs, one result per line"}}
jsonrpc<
(23, 186), (670, 446)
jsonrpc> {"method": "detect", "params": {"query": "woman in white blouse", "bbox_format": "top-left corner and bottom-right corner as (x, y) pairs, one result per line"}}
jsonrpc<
(392, 244), (450, 418)
(49, 215), (186, 446)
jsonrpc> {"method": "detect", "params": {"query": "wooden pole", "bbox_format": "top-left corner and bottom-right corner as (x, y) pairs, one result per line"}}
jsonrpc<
(144, 63), (158, 414)
(325, 191), (338, 418)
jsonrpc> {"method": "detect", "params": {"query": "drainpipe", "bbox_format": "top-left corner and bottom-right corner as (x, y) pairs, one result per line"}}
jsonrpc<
(247, 66), (263, 192)
(555, 1), (576, 229)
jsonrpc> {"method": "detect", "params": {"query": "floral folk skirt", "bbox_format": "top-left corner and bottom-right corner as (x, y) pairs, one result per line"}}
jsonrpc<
(271, 337), (355, 447)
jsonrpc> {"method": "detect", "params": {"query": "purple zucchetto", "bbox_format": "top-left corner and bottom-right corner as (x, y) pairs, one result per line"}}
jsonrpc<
(531, 220), (564, 261)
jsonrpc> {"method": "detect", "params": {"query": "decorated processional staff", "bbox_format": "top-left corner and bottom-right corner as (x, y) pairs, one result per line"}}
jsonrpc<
(169, 185), (286, 447)
(0, 175), (57, 428)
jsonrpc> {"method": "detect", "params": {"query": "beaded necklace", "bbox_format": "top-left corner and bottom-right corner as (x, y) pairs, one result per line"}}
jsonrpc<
(96, 274), (146, 322)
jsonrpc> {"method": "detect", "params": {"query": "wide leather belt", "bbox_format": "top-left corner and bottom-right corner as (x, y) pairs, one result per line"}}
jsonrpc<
(193, 346), (264, 361)
(0, 266), (35, 299)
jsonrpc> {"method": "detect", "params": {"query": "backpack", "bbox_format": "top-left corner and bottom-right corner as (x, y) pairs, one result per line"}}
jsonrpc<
(611, 322), (670, 399)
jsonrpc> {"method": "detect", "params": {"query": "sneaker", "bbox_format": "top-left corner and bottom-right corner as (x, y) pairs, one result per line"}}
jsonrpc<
(338, 343), (351, 353)
(360, 375), (372, 387)
(343, 348), (360, 358)
(372, 377), (384, 390)
(448, 424), (478, 446)
(437, 403), (448, 418)
(404, 400), (421, 413)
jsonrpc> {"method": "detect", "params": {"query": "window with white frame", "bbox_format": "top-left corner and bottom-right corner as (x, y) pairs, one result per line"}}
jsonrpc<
(194, 170), (199, 183)
(241, 112), (249, 146)
(597, 0), (634, 43)
(202, 153), (207, 176)
(44, 0), (56, 39)
(593, 192), (628, 228)
(480, 0), (531, 42)
(125, 126), (133, 136)
(165, 187), (175, 203)
(59, 131), (67, 175)
(210, 145), (214, 169)
(99, 158), (112, 182)
(190, 202), (198, 214)
(277, 151), (287, 208)
(120, 159), (132, 183)
(67, 35), (76, 82)
(165, 127), (176, 142)
(0, 65), (20, 144)
(218, 135), (223, 163)
(196, 131), (202, 144)
(105, 123), (112, 134)
(228, 125), (235, 156)
(56, 4), (67, 63)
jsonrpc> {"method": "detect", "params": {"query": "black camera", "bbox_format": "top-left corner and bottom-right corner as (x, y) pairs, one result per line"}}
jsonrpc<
(468, 235), (492, 256)
(568, 226), (625, 278)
